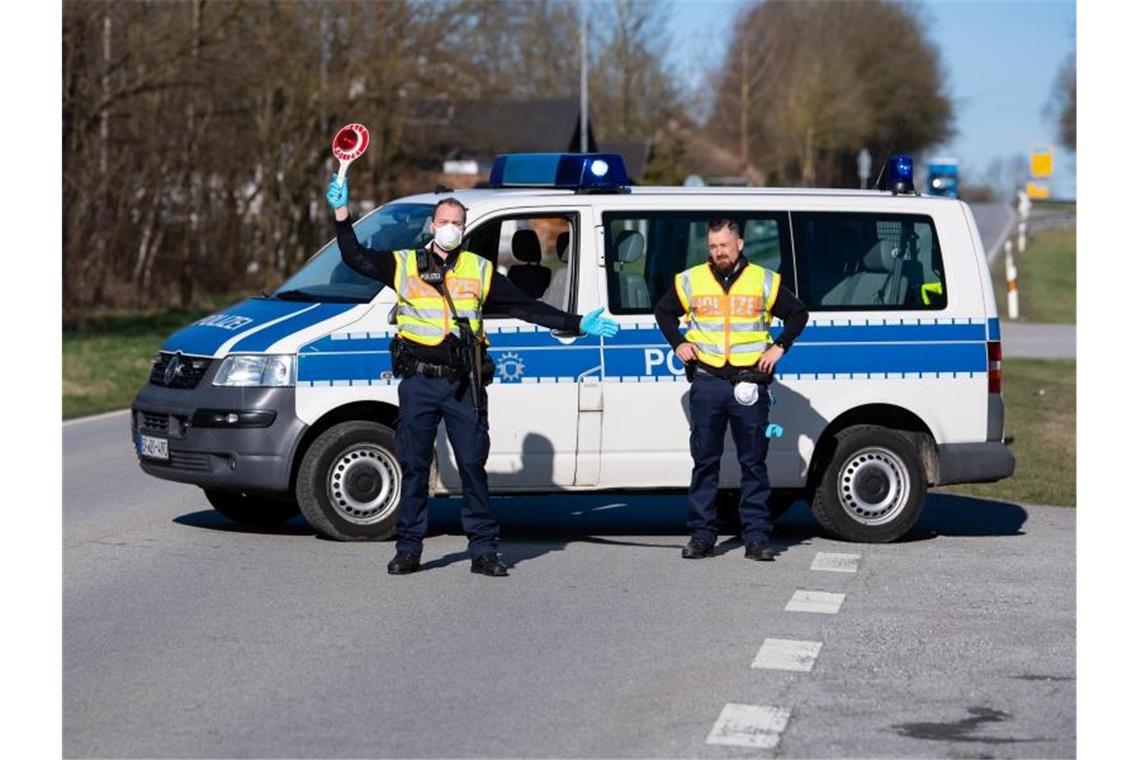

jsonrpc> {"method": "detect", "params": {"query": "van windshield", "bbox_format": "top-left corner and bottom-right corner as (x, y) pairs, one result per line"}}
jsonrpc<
(270, 203), (435, 303)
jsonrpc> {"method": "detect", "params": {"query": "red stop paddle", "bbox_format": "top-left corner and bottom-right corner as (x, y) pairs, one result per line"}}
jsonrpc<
(332, 123), (370, 184)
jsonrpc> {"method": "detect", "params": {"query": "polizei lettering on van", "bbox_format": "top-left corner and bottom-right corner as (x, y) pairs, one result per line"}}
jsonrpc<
(195, 314), (255, 330)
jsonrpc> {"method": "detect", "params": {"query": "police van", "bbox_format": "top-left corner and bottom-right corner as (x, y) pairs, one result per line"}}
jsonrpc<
(131, 153), (1014, 544)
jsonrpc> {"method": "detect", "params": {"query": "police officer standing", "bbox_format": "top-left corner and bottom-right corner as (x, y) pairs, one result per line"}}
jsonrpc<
(327, 177), (618, 576)
(654, 218), (809, 561)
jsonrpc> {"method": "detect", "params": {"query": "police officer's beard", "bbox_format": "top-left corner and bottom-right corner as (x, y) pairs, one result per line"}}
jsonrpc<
(714, 258), (736, 276)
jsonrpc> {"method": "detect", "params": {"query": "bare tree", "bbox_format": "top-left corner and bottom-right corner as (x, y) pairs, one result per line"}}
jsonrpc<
(61, 0), (685, 322)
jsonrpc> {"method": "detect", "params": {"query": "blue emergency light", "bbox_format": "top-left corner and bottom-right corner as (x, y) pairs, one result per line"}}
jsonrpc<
(489, 153), (630, 192)
(884, 154), (915, 195)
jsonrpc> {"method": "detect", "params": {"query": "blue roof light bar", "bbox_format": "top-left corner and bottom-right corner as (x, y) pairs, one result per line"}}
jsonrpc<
(489, 153), (630, 192)
(884, 154), (915, 195)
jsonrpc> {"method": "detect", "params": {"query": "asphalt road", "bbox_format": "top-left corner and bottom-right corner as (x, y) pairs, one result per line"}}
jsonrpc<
(64, 412), (1075, 758)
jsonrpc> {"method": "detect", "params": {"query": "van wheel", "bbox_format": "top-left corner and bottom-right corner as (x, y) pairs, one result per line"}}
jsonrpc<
(296, 421), (402, 541)
(203, 488), (300, 527)
(811, 425), (926, 543)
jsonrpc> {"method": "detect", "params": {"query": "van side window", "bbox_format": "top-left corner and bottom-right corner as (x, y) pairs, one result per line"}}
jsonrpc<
(791, 212), (948, 311)
(602, 212), (792, 315)
(464, 214), (577, 316)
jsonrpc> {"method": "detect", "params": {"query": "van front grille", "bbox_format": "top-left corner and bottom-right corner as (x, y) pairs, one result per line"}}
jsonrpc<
(139, 411), (170, 433)
(150, 353), (212, 389)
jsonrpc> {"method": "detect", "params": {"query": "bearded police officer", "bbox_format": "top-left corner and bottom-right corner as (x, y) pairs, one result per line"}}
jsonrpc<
(327, 176), (618, 576)
(654, 218), (809, 561)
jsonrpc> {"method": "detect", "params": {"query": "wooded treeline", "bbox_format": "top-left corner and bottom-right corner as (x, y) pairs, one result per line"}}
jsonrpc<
(62, 0), (951, 321)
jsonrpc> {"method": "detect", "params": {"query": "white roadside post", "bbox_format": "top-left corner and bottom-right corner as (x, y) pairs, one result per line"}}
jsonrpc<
(1005, 239), (1019, 319)
(1017, 189), (1032, 254)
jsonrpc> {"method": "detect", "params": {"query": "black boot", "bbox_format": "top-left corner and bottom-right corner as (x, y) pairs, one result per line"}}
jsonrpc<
(744, 540), (775, 561)
(470, 552), (509, 577)
(681, 537), (716, 559)
(387, 553), (421, 575)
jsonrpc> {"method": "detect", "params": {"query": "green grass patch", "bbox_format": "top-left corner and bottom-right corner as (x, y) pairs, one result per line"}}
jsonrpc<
(63, 295), (244, 419)
(992, 224), (1075, 323)
(940, 357), (1075, 507)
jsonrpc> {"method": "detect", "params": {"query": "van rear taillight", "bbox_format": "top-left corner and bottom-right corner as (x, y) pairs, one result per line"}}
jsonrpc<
(987, 341), (1002, 393)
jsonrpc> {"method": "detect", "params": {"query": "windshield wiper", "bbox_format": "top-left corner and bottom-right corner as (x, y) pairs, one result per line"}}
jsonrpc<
(273, 289), (321, 301)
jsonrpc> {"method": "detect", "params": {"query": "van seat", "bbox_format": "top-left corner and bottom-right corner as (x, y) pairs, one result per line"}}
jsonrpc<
(507, 229), (551, 298)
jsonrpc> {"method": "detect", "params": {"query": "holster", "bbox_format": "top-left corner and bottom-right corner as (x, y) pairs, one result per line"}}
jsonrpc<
(389, 336), (418, 378)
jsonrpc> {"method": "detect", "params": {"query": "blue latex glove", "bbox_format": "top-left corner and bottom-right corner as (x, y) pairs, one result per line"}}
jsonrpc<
(326, 175), (348, 210)
(765, 423), (783, 439)
(580, 307), (619, 338)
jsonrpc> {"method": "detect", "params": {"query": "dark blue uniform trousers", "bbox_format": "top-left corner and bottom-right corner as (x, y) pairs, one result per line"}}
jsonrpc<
(687, 371), (773, 544)
(394, 373), (497, 557)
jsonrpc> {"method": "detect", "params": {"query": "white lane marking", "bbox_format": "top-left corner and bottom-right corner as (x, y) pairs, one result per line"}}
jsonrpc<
(785, 589), (846, 614)
(62, 408), (131, 427)
(706, 703), (791, 749)
(751, 638), (822, 672)
(811, 552), (861, 573)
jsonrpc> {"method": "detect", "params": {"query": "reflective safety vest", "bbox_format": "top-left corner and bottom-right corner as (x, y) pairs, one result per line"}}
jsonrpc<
(392, 249), (493, 346)
(674, 261), (780, 368)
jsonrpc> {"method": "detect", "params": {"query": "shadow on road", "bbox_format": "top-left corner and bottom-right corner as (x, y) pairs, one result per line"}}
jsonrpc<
(173, 509), (314, 536)
(170, 491), (1028, 568)
(425, 492), (818, 568)
(901, 492), (1028, 541)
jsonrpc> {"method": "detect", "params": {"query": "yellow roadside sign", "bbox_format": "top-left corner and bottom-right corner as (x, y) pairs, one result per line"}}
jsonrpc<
(1026, 181), (1051, 200)
(1030, 145), (1054, 178)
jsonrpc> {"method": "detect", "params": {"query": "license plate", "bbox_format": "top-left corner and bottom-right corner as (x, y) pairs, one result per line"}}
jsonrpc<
(139, 434), (169, 461)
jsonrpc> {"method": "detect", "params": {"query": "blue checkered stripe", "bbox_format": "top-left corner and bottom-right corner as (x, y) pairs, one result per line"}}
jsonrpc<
(297, 324), (604, 387)
(297, 317), (997, 386)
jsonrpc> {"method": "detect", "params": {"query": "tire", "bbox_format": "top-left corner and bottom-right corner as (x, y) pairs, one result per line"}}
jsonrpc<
(203, 488), (300, 527)
(296, 420), (402, 541)
(810, 425), (926, 543)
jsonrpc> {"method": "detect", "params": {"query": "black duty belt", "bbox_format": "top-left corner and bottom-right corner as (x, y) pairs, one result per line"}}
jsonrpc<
(694, 364), (773, 385)
(411, 361), (463, 380)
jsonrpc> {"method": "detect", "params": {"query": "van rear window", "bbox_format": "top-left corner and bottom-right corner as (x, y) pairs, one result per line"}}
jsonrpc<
(791, 212), (947, 311)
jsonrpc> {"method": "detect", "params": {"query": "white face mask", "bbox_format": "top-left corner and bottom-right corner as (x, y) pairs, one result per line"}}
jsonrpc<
(433, 223), (463, 252)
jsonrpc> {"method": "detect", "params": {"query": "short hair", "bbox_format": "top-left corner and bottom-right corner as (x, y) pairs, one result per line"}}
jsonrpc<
(433, 197), (467, 224)
(707, 218), (741, 237)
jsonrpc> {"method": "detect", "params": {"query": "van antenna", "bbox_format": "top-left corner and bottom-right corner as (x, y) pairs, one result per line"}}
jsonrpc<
(872, 138), (898, 191)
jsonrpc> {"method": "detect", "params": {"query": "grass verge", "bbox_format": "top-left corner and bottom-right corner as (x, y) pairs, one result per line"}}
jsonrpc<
(939, 357), (1075, 507)
(992, 224), (1075, 323)
(63, 296), (242, 419)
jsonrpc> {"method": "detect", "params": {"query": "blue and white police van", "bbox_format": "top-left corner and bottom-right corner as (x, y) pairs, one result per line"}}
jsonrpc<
(131, 153), (1014, 543)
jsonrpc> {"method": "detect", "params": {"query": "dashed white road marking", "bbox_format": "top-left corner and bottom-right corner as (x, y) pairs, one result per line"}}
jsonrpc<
(751, 638), (823, 672)
(811, 551), (861, 573)
(706, 703), (792, 749)
(785, 589), (846, 614)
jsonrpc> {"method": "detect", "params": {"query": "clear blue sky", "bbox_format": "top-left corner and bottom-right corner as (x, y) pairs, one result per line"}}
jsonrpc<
(664, 0), (1076, 198)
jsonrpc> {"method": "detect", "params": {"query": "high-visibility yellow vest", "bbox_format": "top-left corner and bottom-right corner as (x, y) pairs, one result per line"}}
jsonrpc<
(674, 261), (780, 368)
(392, 249), (493, 346)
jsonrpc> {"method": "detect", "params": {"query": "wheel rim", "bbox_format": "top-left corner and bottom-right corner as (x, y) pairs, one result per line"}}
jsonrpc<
(836, 446), (910, 526)
(327, 443), (401, 525)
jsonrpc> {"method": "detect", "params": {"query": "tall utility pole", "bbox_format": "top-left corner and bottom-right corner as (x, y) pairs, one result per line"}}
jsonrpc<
(579, 3), (588, 153)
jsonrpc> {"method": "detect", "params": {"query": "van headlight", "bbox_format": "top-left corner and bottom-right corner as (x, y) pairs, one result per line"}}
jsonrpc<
(212, 355), (295, 387)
